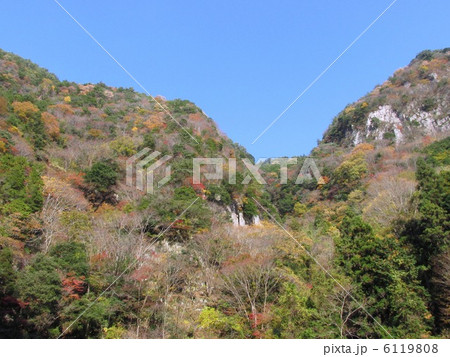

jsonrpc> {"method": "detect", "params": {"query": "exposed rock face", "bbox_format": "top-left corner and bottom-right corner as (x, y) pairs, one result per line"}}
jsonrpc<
(227, 201), (261, 226)
(253, 215), (261, 225)
(352, 103), (449, 146)
(324, 49), (450, 147)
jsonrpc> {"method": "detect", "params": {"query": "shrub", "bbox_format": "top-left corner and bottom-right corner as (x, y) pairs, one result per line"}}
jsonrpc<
(109, 136), (136, 156)
(421, 97), (437, 112)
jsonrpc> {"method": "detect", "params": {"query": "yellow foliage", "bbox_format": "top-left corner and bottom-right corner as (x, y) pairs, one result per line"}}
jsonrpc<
(43, 175), (71, 197)
(327, 226), (341, 239)
(344, 106), (355, 114)
(64, 96), (71, 103)
(0, 140), (7, 153)
(138, 107), (151, 115)
(7, 126), (22, 136)
(40, 78), (54, 93)
(12, 101), (39, 120)
(132, 126), (138, 132)
(87, 128), (104, 138)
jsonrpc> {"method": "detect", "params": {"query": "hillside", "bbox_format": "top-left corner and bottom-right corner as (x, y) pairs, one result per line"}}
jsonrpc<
(323, 49), (450, 146)
(0, 48), (449, 339)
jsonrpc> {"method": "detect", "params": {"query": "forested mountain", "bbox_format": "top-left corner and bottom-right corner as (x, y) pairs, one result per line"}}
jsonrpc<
(0, 48), (449, 339)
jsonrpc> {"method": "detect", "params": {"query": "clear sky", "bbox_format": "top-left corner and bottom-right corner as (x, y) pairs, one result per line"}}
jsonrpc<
(1, 1), (449, 159)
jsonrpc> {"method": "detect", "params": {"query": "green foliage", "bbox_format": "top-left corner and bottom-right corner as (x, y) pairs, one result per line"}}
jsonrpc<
(337, 214), (430, 337)
(277, 193), (295, 216)
(84, 159), (119, 193)
(60, 211), (92, 240)
(17, 254), (61, 334)
(421, 97), (437, 112)
(383, 131), (396, 140)
(324, 103), (371, 143)
(270, 282), (320, 338)
(166, 99), (198, 114)
(423, 136), (450, 166)
(414, 50), (435, 62)
(242, 196), (258, 219)
(0, 247), (16, 296)
(408, 159), (450, 266)
(198, 307), (245, 337)
(333, 154), (368, 195)
(141, 132), (156, 150)
(0, 154), (43, 216)
(293, 202), (307, 217)
(50, 242), (89, 277)
(60, 294), (122, 338)
(206, 184), (232, 205)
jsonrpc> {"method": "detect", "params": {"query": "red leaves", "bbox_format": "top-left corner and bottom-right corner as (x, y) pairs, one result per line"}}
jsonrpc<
(1, 295), (29, 309)
(62, 273), (87, 299)
(130, 264), (153, 282)
(67, 172), (85, 188)
(248, 311), (272, 338)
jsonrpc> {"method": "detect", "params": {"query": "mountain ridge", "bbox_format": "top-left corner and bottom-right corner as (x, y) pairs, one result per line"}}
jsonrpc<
(323, 48), (450, 147)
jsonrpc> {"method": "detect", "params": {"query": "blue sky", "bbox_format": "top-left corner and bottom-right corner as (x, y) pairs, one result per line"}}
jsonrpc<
(1, 1), (449, 158)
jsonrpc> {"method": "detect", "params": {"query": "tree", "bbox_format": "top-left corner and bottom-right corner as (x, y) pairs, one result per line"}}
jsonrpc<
(11, 101), (39, 121)
(84, 159), (119, 193)
(109, 137), (136, 156)
(41, 112), (60, 140)
(50, 242), (89, 277)
(336, 214), (430, 337)
(59, 294), (121, 338)
(0, 247), (16, 297)
(402, 158), (450, 332)
(0, 154), (43, 216)
(0, 247), (26, 338)
(333, 153), (368, 195)
(84, 159), (119, 207)
(17, 254), (61, 336)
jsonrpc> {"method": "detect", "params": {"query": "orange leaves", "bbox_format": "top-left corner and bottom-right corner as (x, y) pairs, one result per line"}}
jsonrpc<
(188, 112), (203, 122)
(41, 112), (60, 139)
(67, 172), (85, 187)
(48, 103), (74, 116)
(143, 113), (166, 131)
(352, 143), (374, 156)
(11, 101), (39, 120)
(87, 128), (104, 139)
(78, 83), (94, 95)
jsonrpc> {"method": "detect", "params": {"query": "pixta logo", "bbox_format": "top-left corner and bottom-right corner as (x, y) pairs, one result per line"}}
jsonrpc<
(126, 148), (172, 194)
(126, 149), (323, 194)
